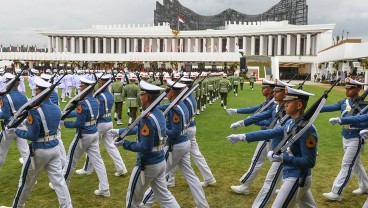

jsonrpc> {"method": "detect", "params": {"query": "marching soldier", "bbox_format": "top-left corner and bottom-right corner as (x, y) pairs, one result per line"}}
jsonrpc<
(233, 73), (239, 96)
(227, 86), (318, 207)
(321, 78), (368, 201)
(249, 73), (256, 90)
(107, 81), (180, 208)
(123, 74), (141, 125)
(7, 77), (72, 208)
(15, 69), (26, 94)
(140, 79), (209, 208)
(57, 77), (110, 197)
(111, 73), (124, 125)
(219, 73), (231, 110)
(239, 74), (245, 90)
(76, 74), (128, 177)
(0, 73), (29, 168)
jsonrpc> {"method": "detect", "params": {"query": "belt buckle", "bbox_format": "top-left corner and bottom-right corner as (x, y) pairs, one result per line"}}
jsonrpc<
(343, 125), (349, 129)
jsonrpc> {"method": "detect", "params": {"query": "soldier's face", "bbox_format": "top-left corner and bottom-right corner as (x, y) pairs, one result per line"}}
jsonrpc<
(140, 93), (149, 109)
(274, 90), (285, 102)
(285, 100), (302, 116)
(261, 86), (273, 97)
(345, 87), (360, 98)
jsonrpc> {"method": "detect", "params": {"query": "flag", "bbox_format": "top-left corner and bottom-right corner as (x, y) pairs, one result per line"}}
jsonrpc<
(144, 45), (147, 52)
(178, 16), (185, 24)
(170, 45), (173, 52)
(163, 43), (166, 52)
(0, 44), (2, 53)
(16, 44), (19, 52)
(27, 44), (29, 52)
(215, 43), (218, 52)
(9, 44), (12, 52)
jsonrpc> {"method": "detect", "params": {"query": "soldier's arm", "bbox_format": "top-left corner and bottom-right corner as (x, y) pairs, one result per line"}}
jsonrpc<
(166, 108), (183, 138)
(236, 105), (261, 114)
(245, 126), (284, 142)
(64, 102), (87, 129)
(16, 109), (40, 140)
(243, 108), (273, 126)
(320, 100), (344, 113)
(340, 114), (368, 125)
(123, 119), (155, 153)
(0, 97), (11, 119)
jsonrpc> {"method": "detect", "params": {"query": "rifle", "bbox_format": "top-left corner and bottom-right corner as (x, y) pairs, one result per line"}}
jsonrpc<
(181, 72), (207, 101)
(286, 74), (297, 83)
(7, 74), (67, 129)
(116, 75), (185, 142)
(93, 73), (114, 98)
(297, 74), (310, 90)
(252, 96), (275, 115)
(273, 78), (341, 155)
(61, 73), (103, 120)
(0, 68), (25, 96)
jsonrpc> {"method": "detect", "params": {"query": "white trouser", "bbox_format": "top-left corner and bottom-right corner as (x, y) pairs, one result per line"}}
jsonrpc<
(82, 122), (127, 172)
(364, 198), (368, 208)
(126, 161), (179, 208)
(168, 126), (214, 182)
(332, 137), (368, 195)
(61, 88), (66, 99)
(239, 140), (269, 187)
(63, 132), (109, 190)
(57, 130), (67, 168)
(252, 161), (283, 208)
(13, 145), (72, 208)
(142, 141), (209, 208)
(0, 128), (29, 168)
(31, 89), (36, 97)
(67, 86), (73, 96)
(272, 176), (316, 208)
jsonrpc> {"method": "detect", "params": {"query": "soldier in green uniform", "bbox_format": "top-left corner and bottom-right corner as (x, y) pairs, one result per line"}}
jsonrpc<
(111, 73), (124, 125)
(219, 73), (231, 110)
(208, 74), (215, 104)
(122, 73), (141, 125)
(233, 73), (240, 96)
(227, 74), (234, 92)
(239, 74), (245, 90)
(249, 73), (256, 90)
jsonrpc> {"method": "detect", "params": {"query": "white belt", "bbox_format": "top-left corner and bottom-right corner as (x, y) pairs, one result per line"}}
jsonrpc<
(182, 129), (187, 135)
(103, 113), (111, 118)
(127, 97), (137, 100)
(85, 120), (97, 126)
(151, 145), (164, 152)
(36, 135), (57, 142)
(208, 85), (213, 86)
(342, 125), (361, 130)
(114, 93), (121, 95)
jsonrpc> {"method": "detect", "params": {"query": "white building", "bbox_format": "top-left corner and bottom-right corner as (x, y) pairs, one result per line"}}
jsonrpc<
(0, 20), (336, 79)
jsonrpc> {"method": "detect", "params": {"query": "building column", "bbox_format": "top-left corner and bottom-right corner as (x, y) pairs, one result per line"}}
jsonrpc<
(180, 38), (183, 52)
(187, 38), (191, 52)
(259, 35), (264, 55)
(210, 37), (214, 53)
(55, 37), (60, 52)
(226, 37), (230, 52)
(251, 36), (255, 55)
(195, 38), (199, 52)
(156, 39), (160, 52)
(118, 38), (122, 53)
(111, 38), (115, 53)
(243, 36), (247, 54)
(141, 39), (145, 52)
(164, 38), (168, 52)
(286, 34), (291, 55)
(149, 38), (152, 52)
(277, 35), (282, 56)
(218, 37), (222, 52)
(126, 38), (130, 53)
(296, 34), (301, 56)
(48, 36), (52, 53)
(95, 37), (99, 53)
(171, 39), (176, 52)
(306, 33), (311, 55)
(79, 37), (83, 53)
(86, 37), (91, 53)
(234, 37), (239, 53)
(63, 37), (68, 52)
(70, 37), (75, 53)
(202, 38), (206, 52)
(268, 35), (273, 56)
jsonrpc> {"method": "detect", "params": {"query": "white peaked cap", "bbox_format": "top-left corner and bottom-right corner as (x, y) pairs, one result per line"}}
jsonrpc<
(4, 73), (15, 79)
(34, 76), (51, 89)
(166, 79), (186, 89)
(41, 73), (52, 80)
(139, 80), (165, 94)
(283, 86), (314, 101)
(80, 77), (95, 85)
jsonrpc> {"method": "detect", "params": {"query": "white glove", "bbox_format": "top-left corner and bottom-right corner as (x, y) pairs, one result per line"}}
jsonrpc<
(360, 129), (368, 140)
(59, 120), (65, 126)
(267, 151), (283, 163)
(226, 108), (237, 115)
(226, 134), (246, 144)
(114, 137), (124, 147)
(230, 120), (244, 130)
(5, 127), (15, 134)
(107, 129), (120, 138)
(329, 117), (341, 126)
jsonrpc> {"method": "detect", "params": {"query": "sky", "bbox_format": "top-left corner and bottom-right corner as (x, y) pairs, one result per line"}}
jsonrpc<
(0, 0), (367, 47)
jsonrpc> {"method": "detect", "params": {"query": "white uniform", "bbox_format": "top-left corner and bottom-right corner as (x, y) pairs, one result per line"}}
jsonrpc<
(72, 74), (81, 95)
(17, 76), (26, 93)
(57, 74), (67, 101)
(0, 75), (6, 91)
(65, 73), (73, 97)
(28, 76), (36, 97)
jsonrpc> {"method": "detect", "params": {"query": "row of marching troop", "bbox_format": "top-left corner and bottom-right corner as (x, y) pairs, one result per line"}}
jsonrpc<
(224, 76), (368, 208)
(0, 66), (249, 208)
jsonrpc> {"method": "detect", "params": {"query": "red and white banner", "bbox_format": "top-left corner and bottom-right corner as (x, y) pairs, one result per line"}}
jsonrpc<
(9, 44), (12, 52)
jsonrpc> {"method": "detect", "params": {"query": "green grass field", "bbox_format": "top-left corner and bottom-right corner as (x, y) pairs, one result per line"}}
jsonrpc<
(1, 82), (368, 207)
